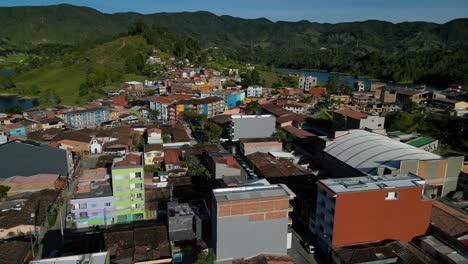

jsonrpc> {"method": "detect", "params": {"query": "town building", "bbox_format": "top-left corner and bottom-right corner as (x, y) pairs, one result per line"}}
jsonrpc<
(38, 117), (65, 131)
(396, 90), (432, 105)
(313, 174), (433, 251)
(104, 225), (171, 263)
(111, 153), (145, 223)
(298, 76), (317, 92)
(0, 139), (72, 178)
(206, 151), (242, 179)
(70, 181), (114, 228)
(147, 127), (163, 144)
(230, 115), (276, 141)
(247, 85), (263, 98)
(200, 89), (245, 109)
(167, 201), (204, 242)
(354, 81), (365, 91)
(332, 240), (439, 264)
(333, 109), (385, 132)
(0, 174), (63, 196)
(144, 144), (164, 167)
(0, 189), (59, 239)
(177, 96), (225, 118)
(65, 108), (110, 130)
(406, 137), (439, 153)
(212, 184), (296, 263)
(30, 252), (110, 264)
(309, 87), (327, 98)
(164, 148), (188, 176)
(239, 137), (283, 156)
(323, 130), (464, 196)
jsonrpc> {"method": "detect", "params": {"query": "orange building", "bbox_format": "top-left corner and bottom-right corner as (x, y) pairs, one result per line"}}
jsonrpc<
(313, 174), (433, 252)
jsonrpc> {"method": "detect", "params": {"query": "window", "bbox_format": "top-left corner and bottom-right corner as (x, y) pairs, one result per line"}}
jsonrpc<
(135, 183), (143, 190)
(91, 204), (97, 208)
(135, 172), (142, 179)
(79, 203), (87, 209)
(116, 186), (123, 192)
(92, 212), (98, 217)
(79, 212), (88, 219)
(385, 191), (398, 200)
(105, 202), (111, 207)
(136, 193), (143, 199)
(130, 183), (136, 190)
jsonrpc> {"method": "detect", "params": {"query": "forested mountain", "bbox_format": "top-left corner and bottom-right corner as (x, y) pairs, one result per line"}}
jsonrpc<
(1, 4), (467, 52)
(1, 4), (468, 87)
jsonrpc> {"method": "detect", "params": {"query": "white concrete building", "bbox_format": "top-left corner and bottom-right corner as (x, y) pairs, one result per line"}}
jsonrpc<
(247, 85), (263, 98)
(299, 76), (318, 92)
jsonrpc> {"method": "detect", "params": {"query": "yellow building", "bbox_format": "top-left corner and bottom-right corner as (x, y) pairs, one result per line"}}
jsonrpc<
(455, 101), (468, 110)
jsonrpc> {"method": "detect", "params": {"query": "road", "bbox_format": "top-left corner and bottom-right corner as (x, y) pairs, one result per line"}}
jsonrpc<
(288, 230), (318, 264)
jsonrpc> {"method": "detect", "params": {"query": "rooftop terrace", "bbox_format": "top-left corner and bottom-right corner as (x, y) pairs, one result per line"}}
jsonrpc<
(319, 174), (425, 194)
(213, 184), (296, 202)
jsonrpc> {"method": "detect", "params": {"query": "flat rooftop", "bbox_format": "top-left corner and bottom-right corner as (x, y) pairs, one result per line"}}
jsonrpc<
(30, 252), (108, 264)
(213, 184), (295, 203)
(73, 182), (113, 199)
(232, 114), (274, 119)
(319, 174), (425, 194)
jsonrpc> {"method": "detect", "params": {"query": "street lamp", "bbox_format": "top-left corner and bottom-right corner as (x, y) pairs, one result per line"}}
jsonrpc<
(30, 212), (36, 258)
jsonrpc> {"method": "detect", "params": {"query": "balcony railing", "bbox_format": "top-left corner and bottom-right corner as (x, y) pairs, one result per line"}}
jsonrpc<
(288, 204), (293, 212)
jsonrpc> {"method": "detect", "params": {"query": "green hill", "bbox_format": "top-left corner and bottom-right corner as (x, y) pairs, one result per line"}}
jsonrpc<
(12, 35), (152, 105)
(0, 4), (467, 53)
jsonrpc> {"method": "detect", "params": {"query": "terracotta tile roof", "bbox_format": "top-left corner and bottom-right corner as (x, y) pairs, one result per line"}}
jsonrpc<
(335, 109), (368, 119)
(261, 103), (291, 117)
(114, 153), (142, 167)
(233, 254), (294, 264)
(164, 149), (183, 165)
(282, 125), (316, 139)
(0, 240), (32, 264)
(0, 189), (59, 229)
(276, 113), (306, 124)
(431, 200), (468, 238)
(144, 144), (163, 152)
(181, 96), (223, 105)
(6, 122), (25, 129)
(309, 87), (327, 97)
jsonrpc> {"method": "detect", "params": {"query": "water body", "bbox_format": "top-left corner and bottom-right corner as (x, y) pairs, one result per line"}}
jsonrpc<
(0, 69), (15, 76)
(278, 68), (438, 91)
(0, 95), (38, 110)
(0, 69), (38, 110)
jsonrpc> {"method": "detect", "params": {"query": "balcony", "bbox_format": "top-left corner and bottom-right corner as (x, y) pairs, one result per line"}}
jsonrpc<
(288, 217), (293, 225)
(288, 204), (293, 212)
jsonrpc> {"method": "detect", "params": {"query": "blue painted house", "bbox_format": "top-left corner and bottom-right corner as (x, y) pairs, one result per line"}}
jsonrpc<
(6, 123), (26, 136)
(65, 108), (110, 130)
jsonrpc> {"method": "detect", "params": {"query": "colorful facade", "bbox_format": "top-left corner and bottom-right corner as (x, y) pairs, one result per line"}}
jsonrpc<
(313, 174), (433, 251)
(65, 108), (110, 130)
(200, 90), (245, 109)
(111, 153), (146, 223)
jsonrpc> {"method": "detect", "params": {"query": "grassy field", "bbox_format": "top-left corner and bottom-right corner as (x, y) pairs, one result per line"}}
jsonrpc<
(11, 36), (152, 106)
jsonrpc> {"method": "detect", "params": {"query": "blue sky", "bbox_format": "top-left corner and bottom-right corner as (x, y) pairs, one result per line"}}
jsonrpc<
(1, 0), (467, 23)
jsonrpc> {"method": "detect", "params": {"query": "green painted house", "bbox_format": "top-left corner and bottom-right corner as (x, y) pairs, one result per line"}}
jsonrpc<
(111, 153), (146, 223)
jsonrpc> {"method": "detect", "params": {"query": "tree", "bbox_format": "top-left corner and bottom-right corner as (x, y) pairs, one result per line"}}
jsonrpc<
(185, 155), (201, 169)
(0, 185), (10, 199)
(163, 134), (172, 143)
(245, 101), (261, 115)
(79, 83), (89, 96)
(194, 252), (216, 264)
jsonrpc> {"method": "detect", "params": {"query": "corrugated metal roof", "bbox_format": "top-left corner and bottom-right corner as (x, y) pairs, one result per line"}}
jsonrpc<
(325, 130), (441, 174)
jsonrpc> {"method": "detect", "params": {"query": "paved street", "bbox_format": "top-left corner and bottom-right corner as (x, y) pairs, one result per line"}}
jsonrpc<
(288, 230), (318, 264)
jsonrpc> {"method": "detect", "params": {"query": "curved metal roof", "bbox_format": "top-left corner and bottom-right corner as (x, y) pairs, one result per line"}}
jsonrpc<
(324, 130), (441, 174)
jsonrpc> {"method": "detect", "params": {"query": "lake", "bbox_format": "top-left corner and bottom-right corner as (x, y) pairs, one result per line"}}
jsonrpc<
(0, 95), (38, 111)
(278, 68), (438, 91)
(0, 69), (15, 76)
(0, 69), (38, 110)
